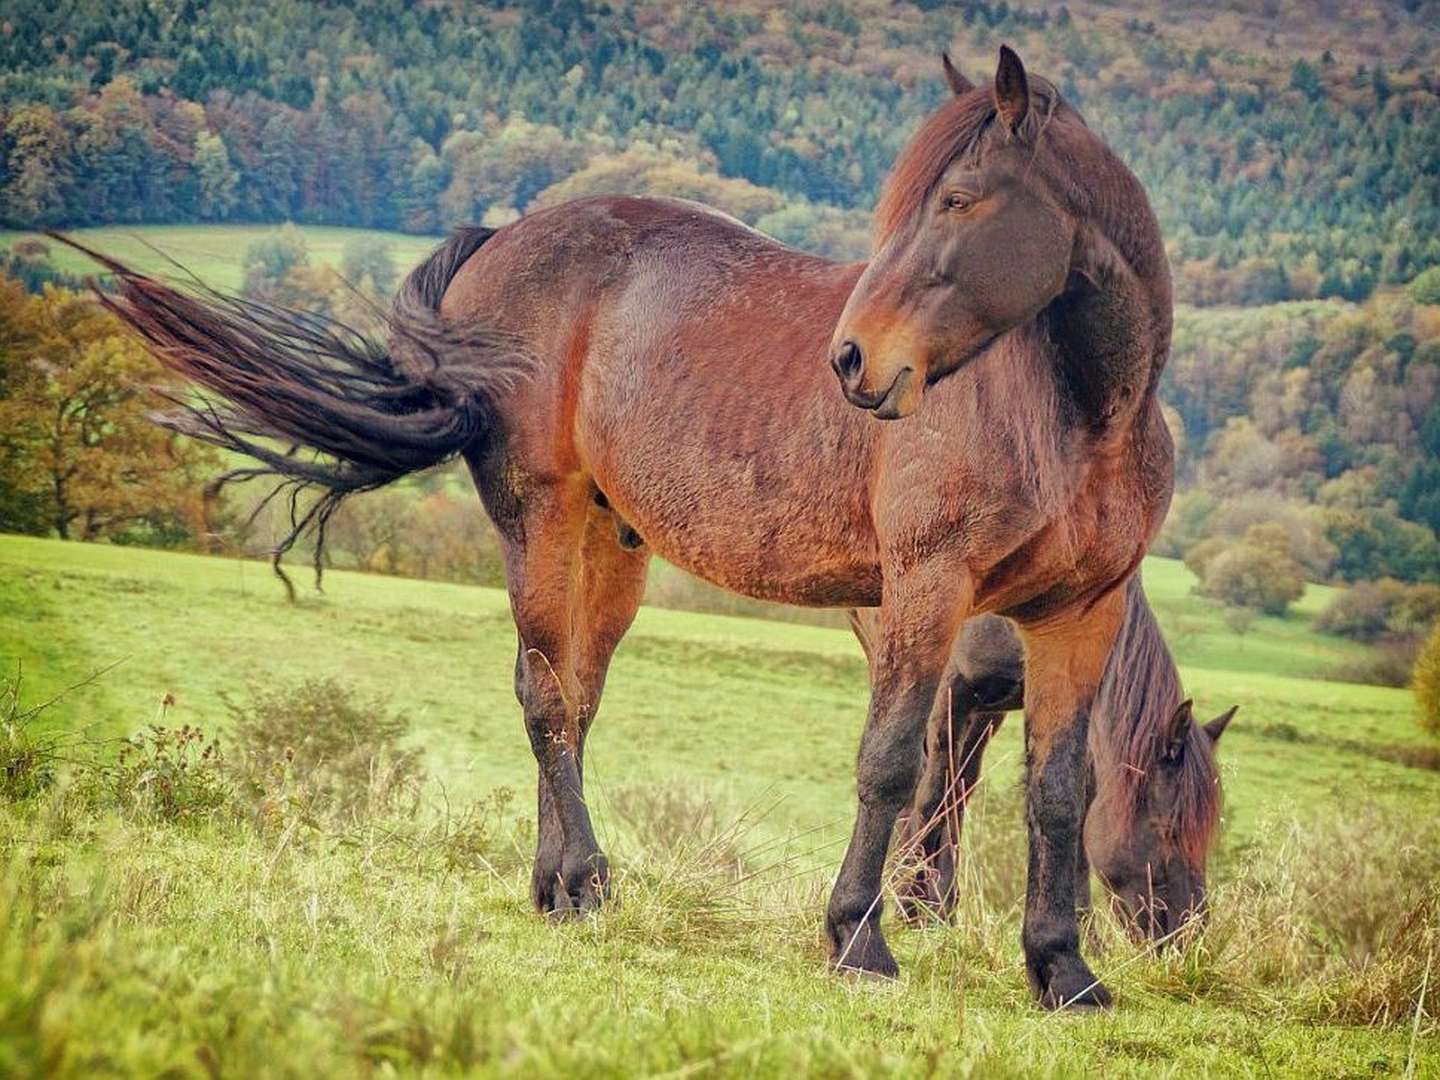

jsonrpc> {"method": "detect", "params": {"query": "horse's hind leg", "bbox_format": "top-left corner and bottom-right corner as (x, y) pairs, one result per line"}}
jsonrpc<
(505, 484), (648, 916)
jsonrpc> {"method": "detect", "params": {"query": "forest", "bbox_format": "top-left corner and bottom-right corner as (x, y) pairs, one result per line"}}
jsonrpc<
(1, 0), (1438, 662)
(2, 0), (1438, 303)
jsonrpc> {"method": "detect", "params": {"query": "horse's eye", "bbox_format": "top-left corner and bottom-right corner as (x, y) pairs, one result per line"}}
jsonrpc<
(944, 192), (976, 213)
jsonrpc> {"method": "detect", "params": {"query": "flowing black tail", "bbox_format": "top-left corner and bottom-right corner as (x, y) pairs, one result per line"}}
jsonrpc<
(51, 227), (525, 595)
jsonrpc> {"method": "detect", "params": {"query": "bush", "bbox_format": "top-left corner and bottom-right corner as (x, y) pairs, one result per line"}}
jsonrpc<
(1182, 536), (1229, 581)
(0, 669), (59, 802)
(1415, 622), (1440, 735)
(340, 235), (397, 296)
(225, 678), (425, 826)
(104, 724), (229, 822)
(1330, 637), (1422, 688)
(1312, 579), (1405, 641)
(1196, 534), (1306, 616)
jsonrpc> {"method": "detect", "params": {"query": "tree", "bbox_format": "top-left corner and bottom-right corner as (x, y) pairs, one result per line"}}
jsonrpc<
(0, 278), (217, 542)
(194, 132), (239, 221)
(340, 235), (397, 296)
(1195, 530), (1306, 616)
(0, 105), (72, 226)
(1411, 267), (1440, 306)
(240, 225), (336, 310)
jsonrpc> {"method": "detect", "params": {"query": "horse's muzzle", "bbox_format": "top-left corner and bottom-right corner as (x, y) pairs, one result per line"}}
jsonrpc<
(832, 340), (916, 419)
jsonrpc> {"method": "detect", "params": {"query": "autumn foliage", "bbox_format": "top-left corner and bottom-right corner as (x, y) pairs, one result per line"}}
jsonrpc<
(0, 279), (217, 543)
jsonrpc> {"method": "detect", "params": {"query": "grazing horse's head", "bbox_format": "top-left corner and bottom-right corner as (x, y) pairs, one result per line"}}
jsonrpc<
(1087, 699), (1238, 942)
(831, 46), (1113, 418)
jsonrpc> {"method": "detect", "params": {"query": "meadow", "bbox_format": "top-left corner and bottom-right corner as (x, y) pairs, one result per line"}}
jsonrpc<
(0, 225), (442, 292)
(2, 533), (1436, 1076)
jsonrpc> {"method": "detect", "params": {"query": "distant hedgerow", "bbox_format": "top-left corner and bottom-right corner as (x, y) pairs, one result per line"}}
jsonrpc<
(1414, 623), (1440, 736)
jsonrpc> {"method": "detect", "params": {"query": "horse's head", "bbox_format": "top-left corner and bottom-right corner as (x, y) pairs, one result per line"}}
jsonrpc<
(831, 46), (1090, 418)
(1086, 699), (1237, 943)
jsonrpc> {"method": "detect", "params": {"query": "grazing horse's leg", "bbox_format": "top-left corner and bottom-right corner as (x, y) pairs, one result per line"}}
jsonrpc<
(827, 570), (970, 977)
(895, 700), (1005, 923)
(1016, 588), (1126, 1009)
(1076, 763), (1095, 920)
(490, 478), (648, 917)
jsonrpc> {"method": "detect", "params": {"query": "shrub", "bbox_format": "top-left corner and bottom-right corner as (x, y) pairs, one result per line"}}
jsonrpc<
(339, 235), (397, 295)
(225, 678), (425, 826)
(1182, 536), (1228, 580)
(1331, 637), (1422, 688)
(103, 724), (229, 822)
(1415, 622), (1440, 735)
(1196, 537), (1306, 616)
(0, 669), (59, 802)
(1312, 579), (1405, 641)
(1392, 582), (1440, 632)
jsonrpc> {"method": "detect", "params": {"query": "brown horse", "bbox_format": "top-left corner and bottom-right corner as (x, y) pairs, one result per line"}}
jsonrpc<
(76, 46), (1177, 1008)
(854, 576), (1236, 939)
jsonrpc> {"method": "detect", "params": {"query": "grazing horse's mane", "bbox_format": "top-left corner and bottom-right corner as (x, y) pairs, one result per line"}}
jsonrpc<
(874, 75), (1173, 381)
(1094, 577), (1220, 863)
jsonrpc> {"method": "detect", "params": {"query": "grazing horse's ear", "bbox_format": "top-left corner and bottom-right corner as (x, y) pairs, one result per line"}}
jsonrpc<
(942, 52), (974, 96)
(1163, 698), (1194, 762)
(1203, 705), (1239, 745)
(994, 44), (1030, 133)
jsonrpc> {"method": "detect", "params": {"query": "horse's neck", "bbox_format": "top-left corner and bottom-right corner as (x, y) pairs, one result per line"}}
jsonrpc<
(1046, 233), (1169, 442)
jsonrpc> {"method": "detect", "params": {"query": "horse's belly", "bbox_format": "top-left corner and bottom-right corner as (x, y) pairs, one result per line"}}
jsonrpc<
(598, 455), (883, 608)
(580, 389), (883, 608)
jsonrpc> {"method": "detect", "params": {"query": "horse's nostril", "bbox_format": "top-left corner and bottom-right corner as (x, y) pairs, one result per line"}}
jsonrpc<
(832, 340), (864, 383)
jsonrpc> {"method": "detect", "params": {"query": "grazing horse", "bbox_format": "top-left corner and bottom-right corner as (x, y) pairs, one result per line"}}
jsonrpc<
(77, 46), (1177, 1007)
(852, 576), (1236, 938)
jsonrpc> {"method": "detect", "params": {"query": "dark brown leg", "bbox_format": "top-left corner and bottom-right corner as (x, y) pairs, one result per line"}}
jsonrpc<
(826, 570), (970, 977)
(895, 698), (1005, 924)
(1017, 590), (1125, 1009)
(499, 482), (648, 917)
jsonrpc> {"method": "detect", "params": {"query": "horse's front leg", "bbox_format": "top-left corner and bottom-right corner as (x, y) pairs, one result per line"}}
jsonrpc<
(895, 700), (1004, 923)
(1016, 588), (1126, 1009)
(827, 571), (970, 977)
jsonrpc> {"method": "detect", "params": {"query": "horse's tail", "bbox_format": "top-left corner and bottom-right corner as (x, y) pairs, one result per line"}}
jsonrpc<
(50, 226), (523, 594)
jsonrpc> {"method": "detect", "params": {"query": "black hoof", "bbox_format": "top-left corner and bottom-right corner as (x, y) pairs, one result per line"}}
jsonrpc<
(533, 854), (609, 919)
(1028, 951), (1112, 1011)
(827, 917), (900, 979)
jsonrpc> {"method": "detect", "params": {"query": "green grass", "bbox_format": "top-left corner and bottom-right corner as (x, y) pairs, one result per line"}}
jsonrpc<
(0, 224), (443, 292)
(1, 534), (1436, 1076)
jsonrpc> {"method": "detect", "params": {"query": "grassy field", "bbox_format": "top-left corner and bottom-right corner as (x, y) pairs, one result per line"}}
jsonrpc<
(2, 534), (1437, 1076)
(0, 224), (443, 292)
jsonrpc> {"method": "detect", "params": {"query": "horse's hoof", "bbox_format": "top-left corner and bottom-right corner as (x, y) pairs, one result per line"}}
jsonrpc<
(1029, 952), (1112, 1011)
(533, 858), (609, 919)
(826, 918), (900, 979)
(896, 871), (952, 926)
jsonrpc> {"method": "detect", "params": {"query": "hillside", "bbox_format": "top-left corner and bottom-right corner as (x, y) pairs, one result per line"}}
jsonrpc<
(2, 535), (1428, 846)
(2, 534), (1437, 1075)
(2, 0), (1437, 306)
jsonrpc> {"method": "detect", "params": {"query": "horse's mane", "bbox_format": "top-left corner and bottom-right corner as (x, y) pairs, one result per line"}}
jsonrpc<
(1093, 576), (1220, 863)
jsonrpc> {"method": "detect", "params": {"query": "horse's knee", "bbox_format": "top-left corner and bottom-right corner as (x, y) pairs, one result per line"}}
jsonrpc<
(857, 736), (925, 811)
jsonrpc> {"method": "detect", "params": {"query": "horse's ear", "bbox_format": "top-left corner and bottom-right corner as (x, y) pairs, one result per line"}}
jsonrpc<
(942, 52), (974, 96)
(1163, 698), (1194, 761)
(1203, 705), (1239, 745)
(994, 44), (1030, 132)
